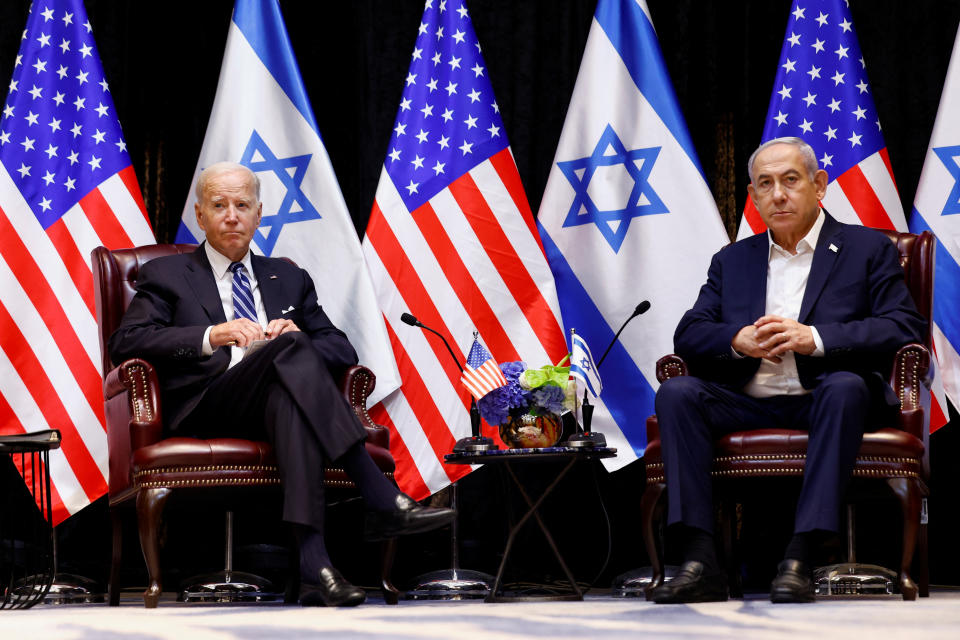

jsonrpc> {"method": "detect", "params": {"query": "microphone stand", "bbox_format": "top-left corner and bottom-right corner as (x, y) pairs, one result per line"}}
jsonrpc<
(565, 301), (650, 448)
(400, 314), (495, 600)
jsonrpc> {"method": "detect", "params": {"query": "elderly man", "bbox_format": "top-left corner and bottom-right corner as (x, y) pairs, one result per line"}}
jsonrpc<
(651, 137), (925, 603)
(109, 162), (455, 607)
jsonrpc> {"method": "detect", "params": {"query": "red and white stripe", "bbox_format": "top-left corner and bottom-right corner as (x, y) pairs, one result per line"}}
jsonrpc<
(738, 149), (908, 238)
(363, 148), (567, 499)
(461, 359), (507, 401)
(0, 163), (154, 524)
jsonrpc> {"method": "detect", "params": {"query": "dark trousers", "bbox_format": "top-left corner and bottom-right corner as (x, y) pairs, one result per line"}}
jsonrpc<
(654, 371), (872, 535)
(179, 332), (367, 531)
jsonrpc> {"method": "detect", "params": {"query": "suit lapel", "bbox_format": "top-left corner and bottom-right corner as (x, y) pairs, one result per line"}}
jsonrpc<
(745, 233), (768, 321)
(252, 254), (283, 321)
(798, 213), (843, 323)
(184, 244), (227, 324)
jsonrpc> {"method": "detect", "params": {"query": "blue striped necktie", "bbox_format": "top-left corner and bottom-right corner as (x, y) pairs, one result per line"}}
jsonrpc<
(229, 262), (258, 322)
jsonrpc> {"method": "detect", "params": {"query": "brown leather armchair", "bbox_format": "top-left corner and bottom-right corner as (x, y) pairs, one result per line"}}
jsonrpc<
(92, 244), (399, 607)
(640, 229), (934, 601)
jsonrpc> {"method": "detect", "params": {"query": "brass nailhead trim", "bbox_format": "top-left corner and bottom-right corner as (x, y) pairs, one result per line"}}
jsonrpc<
(129, 364), (154, 422)
(138, 477), (281, 488)
(134, 464), (279, 478)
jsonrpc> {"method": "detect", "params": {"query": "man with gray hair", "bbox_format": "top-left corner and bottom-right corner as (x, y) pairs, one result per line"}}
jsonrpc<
(651, 138), (925, 603)
(109, 162), (455, 606)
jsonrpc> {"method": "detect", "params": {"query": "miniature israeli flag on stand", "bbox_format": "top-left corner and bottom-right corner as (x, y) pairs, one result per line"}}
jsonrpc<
(176, 0), (399, 403)
(570, 333), (603, 400)
(537, 0), (728, 469)
(909, 24), (960, 428)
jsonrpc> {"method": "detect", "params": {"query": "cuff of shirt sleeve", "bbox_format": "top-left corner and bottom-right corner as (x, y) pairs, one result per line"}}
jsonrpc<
(201, 326), (214, 356)
(731, 346), (745, 359)
(810, 326), (825, 357)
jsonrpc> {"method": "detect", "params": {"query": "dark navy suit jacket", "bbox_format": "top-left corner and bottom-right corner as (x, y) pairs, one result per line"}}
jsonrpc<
(674, 213), (926, 408)
(108, 244), (358, 432)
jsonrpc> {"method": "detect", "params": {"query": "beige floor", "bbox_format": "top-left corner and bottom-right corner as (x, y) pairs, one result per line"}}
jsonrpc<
(1, 590), (959, 639)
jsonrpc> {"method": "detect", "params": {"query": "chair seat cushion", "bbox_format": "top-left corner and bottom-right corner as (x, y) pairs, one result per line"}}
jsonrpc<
(132, 437), (395, 489)
(644, 427), (924, 483)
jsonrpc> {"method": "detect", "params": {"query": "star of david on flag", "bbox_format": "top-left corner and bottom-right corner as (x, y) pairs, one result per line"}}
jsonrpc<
(237, 130), (321, 256)
(0, 0), (155, 523)
(569, 333), (602, 399)
(537, 0), (727, 468)
(176, 0), (399, 405)
(558, 124), (667, 253)
(909, 23), (960, 430)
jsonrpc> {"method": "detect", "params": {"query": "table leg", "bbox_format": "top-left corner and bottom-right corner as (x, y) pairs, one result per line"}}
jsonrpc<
(486, 458), (583, 602)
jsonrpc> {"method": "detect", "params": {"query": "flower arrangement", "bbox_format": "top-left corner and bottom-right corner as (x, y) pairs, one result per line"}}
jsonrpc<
(477, 361), (576, 426)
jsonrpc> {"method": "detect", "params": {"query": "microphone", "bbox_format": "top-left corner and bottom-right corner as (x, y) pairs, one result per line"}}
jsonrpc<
(596, 300), (650, 368)
(399, 312), (496, 453)
(567, 300), (651, 449)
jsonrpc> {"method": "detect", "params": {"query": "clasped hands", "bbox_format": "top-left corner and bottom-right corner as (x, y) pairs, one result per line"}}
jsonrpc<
(210, 317), (300, 349)
(732, 315), (815, 363)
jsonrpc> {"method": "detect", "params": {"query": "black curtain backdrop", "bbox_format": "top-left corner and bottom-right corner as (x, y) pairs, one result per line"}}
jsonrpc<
(3, 0), (960, 586)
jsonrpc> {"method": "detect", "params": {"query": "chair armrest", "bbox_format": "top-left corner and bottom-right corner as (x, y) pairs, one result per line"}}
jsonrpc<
(889, 342), (931, 440)
(339, 365), (390, 447)
(655, 354), (689, 383)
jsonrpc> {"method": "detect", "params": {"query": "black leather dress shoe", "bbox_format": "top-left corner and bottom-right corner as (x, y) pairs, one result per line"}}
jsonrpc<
(364, 493), (456, 540)
(770, 559), (815, 603)
(650, 561), (728, 604)
(300, 566), (366, 607)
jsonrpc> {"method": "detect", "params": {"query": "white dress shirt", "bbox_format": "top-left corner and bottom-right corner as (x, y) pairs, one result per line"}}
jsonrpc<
(200, 243), (268, 369)
(741, 211), (826, 398)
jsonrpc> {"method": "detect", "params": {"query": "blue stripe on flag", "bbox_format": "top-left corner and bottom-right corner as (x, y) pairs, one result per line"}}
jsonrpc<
(908, 209), (960, 357)
(594, 0), (706, 182)
(539, 221), (655, 456)
(232, 0), (321, 137)
(174, 221), (199, 244)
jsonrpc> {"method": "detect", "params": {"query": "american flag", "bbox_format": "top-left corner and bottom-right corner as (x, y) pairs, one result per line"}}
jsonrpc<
(362, 0), (567, 499)
(460, 336), (507, 400)
(739, 0), (907, 238)
(0, 0), (154, 524)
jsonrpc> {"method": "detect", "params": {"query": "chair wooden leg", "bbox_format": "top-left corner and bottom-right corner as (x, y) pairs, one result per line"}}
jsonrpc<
(918, 500), (930, 597)
(109, 508), (124, 606)
(720, 499), (742, 598)
(136, 487), (171, 608)
(886, 477), (921, 601)
(380, 538), (399, 605)
(639, 482), (666, 599)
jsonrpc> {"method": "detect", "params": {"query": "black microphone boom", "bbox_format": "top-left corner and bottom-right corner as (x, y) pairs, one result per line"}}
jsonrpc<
(567, 300), (650, 449)
(400, 313), (463, 374)
(398, 312), (495, 452)
(596, 300), (650, 368)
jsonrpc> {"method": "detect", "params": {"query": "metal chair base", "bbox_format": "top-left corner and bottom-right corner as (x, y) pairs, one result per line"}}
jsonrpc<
(404, 568), (493, 600)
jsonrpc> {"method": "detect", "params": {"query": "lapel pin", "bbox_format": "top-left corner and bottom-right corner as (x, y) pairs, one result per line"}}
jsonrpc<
(269, 275), (278, 279)
(829, 243), (838, 253)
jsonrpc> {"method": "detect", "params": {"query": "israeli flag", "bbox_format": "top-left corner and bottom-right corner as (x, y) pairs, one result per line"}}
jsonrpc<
(909, 24), (960, 423)
(570, 333), (603, 399)
(537, 0), (728, 469)
(177, 0), (399, 403)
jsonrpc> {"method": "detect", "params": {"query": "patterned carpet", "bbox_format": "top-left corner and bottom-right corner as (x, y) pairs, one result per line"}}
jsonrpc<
(2, 591), (959, 639)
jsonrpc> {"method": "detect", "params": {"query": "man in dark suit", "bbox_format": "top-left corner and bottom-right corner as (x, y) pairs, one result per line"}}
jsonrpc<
(109, 162), (455, 607)
(651, 137), (926, 604)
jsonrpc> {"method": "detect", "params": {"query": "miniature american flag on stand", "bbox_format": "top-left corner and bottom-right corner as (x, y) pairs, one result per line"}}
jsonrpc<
(739, 0), (907, 238)
(363, 0), (567, 499)
(0, 0), (154, 523)
(460, 336), (507, 400)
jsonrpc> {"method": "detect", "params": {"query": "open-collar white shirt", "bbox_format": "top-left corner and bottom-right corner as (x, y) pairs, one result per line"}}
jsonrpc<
(741, 210), (826, 398)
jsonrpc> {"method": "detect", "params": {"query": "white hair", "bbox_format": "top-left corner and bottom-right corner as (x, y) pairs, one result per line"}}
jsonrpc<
(195, 162), (261, 201)
(747, 137), (819, 183)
